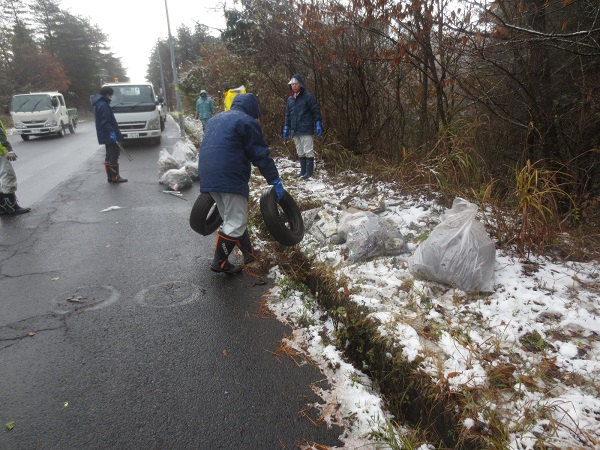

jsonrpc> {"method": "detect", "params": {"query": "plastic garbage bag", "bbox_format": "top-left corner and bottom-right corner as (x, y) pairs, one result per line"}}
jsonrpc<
(172, 140), (197, 164)
(409, 198), (495, 292)
(159, 167), (192, 191)
(157, 149), (180, 179)
(184, 160), (199, 181)
(334, 210), (409, 262)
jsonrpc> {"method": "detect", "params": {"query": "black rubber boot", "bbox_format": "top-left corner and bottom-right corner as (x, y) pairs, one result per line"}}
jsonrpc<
(301, 157), (314, 179)
(211, 232), (242, 274)
(237, 230), (261, 264)
(107, 164), (127, 183)
(296, 157), (307, 178)
(3, 193), (31, 214)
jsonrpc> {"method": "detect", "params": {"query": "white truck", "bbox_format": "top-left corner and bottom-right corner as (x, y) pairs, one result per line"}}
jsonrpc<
(101, 82), (164, 145)
(10, 92), (78, 141)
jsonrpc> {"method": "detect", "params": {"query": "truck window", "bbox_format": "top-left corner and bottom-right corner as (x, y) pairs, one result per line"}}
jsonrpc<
(11, 94), (53, 113)
(112, 86), (155, 105)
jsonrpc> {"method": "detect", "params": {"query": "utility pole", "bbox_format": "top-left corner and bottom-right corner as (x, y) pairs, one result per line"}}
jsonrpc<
(156, 42), (168, 112)
(164, 0), (185, 138)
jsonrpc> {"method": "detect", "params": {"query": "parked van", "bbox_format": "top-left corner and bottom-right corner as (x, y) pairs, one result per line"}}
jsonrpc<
(101, 82), (163, 145)
(10, 92), (78, 141)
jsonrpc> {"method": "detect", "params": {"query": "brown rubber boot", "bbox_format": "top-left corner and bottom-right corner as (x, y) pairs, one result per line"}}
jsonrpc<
(107, 164), (127, 182)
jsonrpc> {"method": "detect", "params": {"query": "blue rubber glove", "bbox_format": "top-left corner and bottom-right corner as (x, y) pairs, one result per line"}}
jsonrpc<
(109, 131), (117, 143)
(315, 121), (323, 138)
(283, 126), (290, 140)
(271, 178), (284, 202)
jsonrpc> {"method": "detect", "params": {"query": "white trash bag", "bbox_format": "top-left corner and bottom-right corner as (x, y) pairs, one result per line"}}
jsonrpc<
(333, 210), (409, 262)
(159, 167), (192, 191)
(183, 160), (199, 181)
(157, 149), (180, 179)
(172, 140), (197, 164)
(409, 198), (495, 292)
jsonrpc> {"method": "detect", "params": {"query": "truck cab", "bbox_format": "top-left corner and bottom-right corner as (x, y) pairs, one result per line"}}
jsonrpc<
(102, 82), (163, 145)
(10, 92), (77, 141)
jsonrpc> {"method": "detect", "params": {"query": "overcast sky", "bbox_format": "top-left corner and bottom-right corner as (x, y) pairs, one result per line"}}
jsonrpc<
(59, 0), (228, 82)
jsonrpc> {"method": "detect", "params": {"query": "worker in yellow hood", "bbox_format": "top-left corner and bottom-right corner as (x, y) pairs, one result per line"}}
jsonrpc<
(223, 83), (246, 111)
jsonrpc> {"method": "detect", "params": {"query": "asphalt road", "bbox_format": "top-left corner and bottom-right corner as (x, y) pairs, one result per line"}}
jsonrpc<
(0, 118), (343, 449)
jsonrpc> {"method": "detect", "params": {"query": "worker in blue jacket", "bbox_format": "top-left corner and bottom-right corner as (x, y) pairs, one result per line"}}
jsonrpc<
(92, 86), (127, 182)
(199, 93), (284, 274)
(283, 74), (323, 179)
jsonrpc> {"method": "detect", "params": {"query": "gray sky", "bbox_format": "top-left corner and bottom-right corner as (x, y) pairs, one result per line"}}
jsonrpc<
(59, 0), (227, 82)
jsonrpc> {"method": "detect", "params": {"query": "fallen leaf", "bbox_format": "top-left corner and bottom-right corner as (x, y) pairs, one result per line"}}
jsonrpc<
(6, 421), (15, 431)
(63, 402), (69, 407)
(28, 331), (36, 337)
(519, 375), (537, 388)
(223, 349), (229, 356)
(51, 277), (60, 281)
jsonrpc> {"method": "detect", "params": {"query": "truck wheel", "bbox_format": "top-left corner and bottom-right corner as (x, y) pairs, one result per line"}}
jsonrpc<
(160, 118), (165, 131)
(57, 124), (65, 138)
(21, 135), (30, 141)
(189, 193), (223, 235)
(259, 187), (304, 246)
(153, 136), (162, 146)
(68, 120), (75, 134)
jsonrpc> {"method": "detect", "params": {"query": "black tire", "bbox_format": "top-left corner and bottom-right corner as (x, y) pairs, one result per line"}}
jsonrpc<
(160, 118), (165, 131)
(21, 135), (30, 141)
(68, 120), (75, 133)
(57, 124), (65, 137)
(189, 193), (223, 235)
(259, 187), (304, 246)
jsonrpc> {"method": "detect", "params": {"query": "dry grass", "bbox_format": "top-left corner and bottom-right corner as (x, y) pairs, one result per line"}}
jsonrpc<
(269, 335), (315, 368)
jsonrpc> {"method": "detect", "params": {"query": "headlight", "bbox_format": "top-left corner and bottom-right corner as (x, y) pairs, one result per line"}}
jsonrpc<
(44, 120), (57, 127)
(148, 117), (160, 130)
(14, 122), (26, 129)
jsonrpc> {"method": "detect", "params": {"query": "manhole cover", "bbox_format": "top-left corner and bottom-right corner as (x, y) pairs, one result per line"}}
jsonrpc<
(52, 285), (119, 315)
(135, 281), (203, 308)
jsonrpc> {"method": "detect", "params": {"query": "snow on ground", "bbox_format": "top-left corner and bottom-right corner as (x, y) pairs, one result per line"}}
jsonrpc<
(248, 157), (600, 449)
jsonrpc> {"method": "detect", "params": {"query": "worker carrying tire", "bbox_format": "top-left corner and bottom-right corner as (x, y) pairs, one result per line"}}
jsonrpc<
(198, 93), (284, 274)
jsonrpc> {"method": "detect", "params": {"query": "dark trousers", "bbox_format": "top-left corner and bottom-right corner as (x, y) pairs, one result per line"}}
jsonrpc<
(105, 143), (120, 164)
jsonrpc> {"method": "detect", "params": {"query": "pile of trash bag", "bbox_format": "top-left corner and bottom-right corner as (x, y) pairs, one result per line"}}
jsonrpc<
(408, 198), (495, 292)
(158, 140), (198, 191)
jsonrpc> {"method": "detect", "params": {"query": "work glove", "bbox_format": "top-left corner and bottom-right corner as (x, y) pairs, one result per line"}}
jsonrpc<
(283, 126), (290, 140)
(109, 131), (117, 143)
(316, 121), (323, 138)
(5, 151), (17, 161)
(271, 178), (284, 202)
